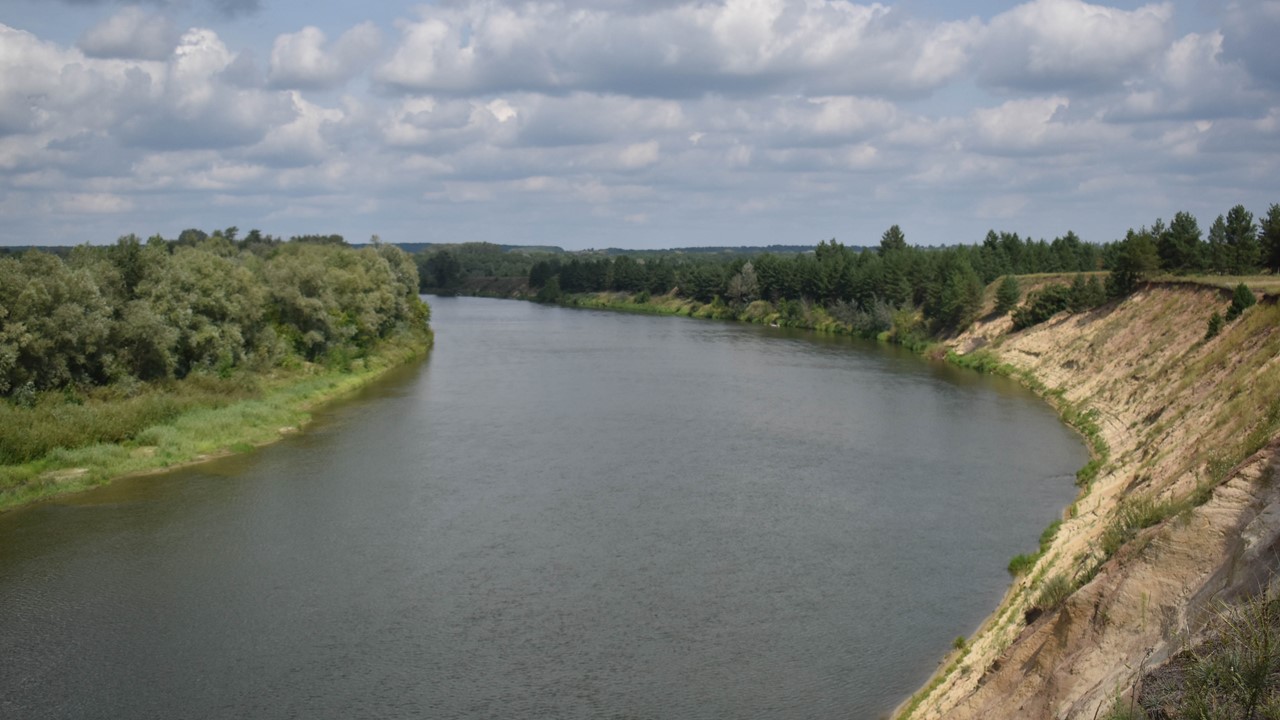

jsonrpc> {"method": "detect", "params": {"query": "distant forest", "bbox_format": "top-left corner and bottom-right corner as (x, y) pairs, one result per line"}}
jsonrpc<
(417, 203), (1280, 337)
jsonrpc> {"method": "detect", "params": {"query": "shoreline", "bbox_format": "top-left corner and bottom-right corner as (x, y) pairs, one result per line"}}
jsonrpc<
(898, 286), (1280, 719)
(0, 329), (433, 514)
(533, 285), (1280, 719)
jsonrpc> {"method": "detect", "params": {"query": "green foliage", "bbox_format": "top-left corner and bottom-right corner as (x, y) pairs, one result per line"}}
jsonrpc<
(1012, 284), (1073, 330)
(1262, 204), (1280, 274)
(1227, 283), (1257, 321)
(1100, 496), (1174, 559)
(0, 237), (428, 395)
(1008, 553), (1038, 576)
(1205, 311), (1224, 340)
(1109, 230), (1160, 298)
(1136, 592), (1280, 720)
(1035, 573), (1075, 611)
(995, 275), (1021, 315)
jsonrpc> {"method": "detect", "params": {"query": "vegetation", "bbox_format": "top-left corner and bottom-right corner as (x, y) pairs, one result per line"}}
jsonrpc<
(1, 232), (431, 510)
(1227, 283), (1258, 321)
(1101, 591), (1280, 719)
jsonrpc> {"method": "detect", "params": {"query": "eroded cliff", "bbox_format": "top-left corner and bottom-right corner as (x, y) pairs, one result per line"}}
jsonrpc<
(901, 282), (1280, 720)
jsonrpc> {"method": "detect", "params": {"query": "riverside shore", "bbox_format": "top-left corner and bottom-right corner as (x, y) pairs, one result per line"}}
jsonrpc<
(0, 329), (433, 513)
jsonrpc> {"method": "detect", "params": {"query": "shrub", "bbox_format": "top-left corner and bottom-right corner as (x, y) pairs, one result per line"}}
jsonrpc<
(1035, 573), (1075, 610)
(1012, 284), (1073, 330)
(1227, 283), (1257, 321)
(1205, 311), (1224, 340)
(1008, 553), (1038, 576)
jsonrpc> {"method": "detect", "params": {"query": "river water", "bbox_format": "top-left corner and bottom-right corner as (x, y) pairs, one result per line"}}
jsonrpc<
(0, 297), (1084, 719)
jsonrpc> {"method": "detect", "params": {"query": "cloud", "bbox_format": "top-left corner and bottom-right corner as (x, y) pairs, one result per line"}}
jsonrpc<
(1221, 0), (1280, 89)
(976, 0), (1173, 92)
(116, 29), (293, 150)
(77, 6), (177, 60)
(375, 0), (977, 98)
(51, 0), (261, 17)
(268, 22), (382, 90)
(1103, 30), (1263, 121)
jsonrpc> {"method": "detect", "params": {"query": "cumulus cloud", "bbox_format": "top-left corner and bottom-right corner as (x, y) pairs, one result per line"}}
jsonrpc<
(375, 0), (977, 98)
(77, 6), (177, 60)
(977, 0), (1173, 92)
(116, 29), (293, 150)
(268, 22), (382, 90)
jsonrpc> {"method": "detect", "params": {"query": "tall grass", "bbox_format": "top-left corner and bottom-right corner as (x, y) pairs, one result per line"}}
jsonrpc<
(0, 328), (432, 511)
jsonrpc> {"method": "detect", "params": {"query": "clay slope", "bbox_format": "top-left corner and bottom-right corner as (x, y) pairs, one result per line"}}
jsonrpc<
(902, 283), (1280, 720)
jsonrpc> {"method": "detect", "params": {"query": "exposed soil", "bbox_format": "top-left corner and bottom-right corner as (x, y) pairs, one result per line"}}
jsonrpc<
(900, 283), (1280, 720)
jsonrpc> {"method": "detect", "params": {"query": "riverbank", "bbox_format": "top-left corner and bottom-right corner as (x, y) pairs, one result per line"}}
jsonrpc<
(544, 282), (1280, 718)
(0, 328), (433, 513)
(897, 283), (1280, 719)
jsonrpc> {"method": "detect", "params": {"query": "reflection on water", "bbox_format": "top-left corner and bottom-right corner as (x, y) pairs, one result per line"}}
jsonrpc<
(0, 297), (1084, 719)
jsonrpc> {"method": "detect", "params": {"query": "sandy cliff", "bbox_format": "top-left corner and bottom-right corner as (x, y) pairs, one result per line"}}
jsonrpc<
(900, 282), (1280, 720)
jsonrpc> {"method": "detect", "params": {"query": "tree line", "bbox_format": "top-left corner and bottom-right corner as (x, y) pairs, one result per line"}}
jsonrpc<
(0, 234), (428, 399)
(521, 202), (1280, 335)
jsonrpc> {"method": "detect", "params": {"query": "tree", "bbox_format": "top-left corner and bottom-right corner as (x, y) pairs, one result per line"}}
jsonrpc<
(935, 259), (984, 331)
(1158, 211), (1203, 273)
(879, 225), (907, 255)
(1223, 204), (1259, 274)
(1108, 230), (1159, 298)
(1207, 214), (1230, 273)
(1260, 203), (1280, 274)
(424, 250), (462, 289)
(995, 275), (1021, 315)
(1226, 283), (1256, 321)
(726, 261), (759, 304)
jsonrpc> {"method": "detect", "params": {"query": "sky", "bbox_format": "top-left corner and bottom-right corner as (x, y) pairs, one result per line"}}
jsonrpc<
(1, 0), (1277, 250)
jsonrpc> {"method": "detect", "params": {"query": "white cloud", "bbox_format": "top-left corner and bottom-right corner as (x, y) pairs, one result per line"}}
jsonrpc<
(268, 22), (382, 90)
(375, 0), (977, 98)
(977, 0), (1173, 92)
(618, 140), (660, 169)
(77, 7), (177, 61)
(57, 192), (134, 213)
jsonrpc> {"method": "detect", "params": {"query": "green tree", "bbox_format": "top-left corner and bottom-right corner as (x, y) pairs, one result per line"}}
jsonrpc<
(879, 225), (907, 255)
(424, 250), (463, 289)
(1260, 203), (1280, 274)
(935, 259), (984, 331)
(1226, 283), (1256, 321)
(1108, 230), (1159, 298)
(1224, 204), (1259, 274)
(1208, 214), (1230, 273)
(995, 275), (1021, 315)
(1158, 211), (1203, 272)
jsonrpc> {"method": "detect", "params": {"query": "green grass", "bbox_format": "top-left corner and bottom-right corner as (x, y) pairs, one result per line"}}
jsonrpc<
(1035, 573), (1076, 611)
(0, 328), (433, 512)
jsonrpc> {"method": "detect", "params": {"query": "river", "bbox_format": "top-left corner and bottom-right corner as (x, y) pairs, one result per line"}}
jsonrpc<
(0, 296), (1085, 719)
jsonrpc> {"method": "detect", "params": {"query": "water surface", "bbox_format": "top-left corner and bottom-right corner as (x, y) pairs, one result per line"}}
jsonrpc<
(0, 297), (1084, 719)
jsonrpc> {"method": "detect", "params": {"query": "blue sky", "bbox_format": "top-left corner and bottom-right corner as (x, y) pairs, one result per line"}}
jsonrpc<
(1, 0), (1277, 249)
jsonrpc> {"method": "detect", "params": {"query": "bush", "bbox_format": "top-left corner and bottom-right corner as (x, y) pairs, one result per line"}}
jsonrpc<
(1227, 283), (1257, 321)
(1035, 573), (1075, 610)
(1205, 311), (1224, 340)
(1012, 284), (1073, 330)
(1008, 553), (1038, 576)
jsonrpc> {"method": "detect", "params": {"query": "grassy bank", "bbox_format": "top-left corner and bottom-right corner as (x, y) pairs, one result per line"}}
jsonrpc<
(0, 328), (432, 513)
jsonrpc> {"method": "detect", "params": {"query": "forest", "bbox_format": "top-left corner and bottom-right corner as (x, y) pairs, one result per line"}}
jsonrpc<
(495, 203), (1280, 339)
(0, 233), (428, 401)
